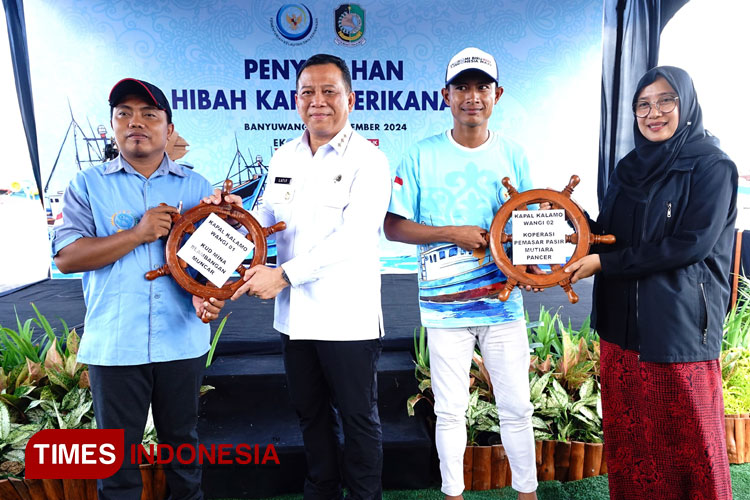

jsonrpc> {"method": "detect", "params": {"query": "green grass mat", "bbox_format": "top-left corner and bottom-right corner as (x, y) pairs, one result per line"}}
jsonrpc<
(217, 463), (750, 500)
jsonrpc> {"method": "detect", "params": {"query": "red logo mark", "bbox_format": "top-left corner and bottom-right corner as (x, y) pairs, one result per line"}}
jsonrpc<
(25, 429), (124, 479)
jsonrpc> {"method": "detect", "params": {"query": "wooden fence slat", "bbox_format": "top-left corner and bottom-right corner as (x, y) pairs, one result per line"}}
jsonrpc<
(490, 444), (508, 489)
(568, 441), (586, 481)
(22, 479), (47, 500)
(535, 440), (542, 466)
(735, 418), (746, 463)
(140, 464), (154, 500)
(63, 479), (88, 500)
(463, 439), (614, 487)
(463, 447), (473, 491)
(153, 464), (167, 500)
(10, 478), (32, 500)
(85, 479), (98, 500)
(470, 446), (492, 491)
(41, 479), (65, 500)
(554, 441), (572, 482)
(538, 440), (555, 481)
(0, 479), (22, 500)
(727, 417), (739, 463)
(583, 442), (603, 478)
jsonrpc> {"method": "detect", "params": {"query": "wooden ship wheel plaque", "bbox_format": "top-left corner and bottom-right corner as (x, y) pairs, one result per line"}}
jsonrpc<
(145, 180), (286, 316)
(488, 175), (614, 304)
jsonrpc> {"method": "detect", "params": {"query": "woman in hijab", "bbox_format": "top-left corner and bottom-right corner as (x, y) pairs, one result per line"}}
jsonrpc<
(566, 66), (737, 499)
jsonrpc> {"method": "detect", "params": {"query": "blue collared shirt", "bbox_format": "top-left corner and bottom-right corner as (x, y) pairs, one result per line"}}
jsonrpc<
(51, 154), (213, 366)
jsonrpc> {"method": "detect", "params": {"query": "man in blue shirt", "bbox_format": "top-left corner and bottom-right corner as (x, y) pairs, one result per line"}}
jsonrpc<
(384, 48), (538, 500)
(52, 78), (224, 500)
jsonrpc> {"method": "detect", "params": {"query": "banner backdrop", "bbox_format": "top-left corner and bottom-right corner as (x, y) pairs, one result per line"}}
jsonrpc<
(25, 0), (603, 257)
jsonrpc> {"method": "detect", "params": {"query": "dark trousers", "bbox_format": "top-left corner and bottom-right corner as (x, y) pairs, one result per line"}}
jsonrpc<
(88, 354), (207, 500)
(281, 334), (383, 500)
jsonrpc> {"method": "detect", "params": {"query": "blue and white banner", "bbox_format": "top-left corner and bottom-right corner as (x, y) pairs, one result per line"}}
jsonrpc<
(26, 0), (603, 261)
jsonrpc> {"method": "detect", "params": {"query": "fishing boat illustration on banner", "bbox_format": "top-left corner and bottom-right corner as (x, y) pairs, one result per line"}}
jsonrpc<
(215, 135), (275, 260)
(418, 243), (507, 303)
(216, 135), (269, 212)
(44, 103), (119, 226)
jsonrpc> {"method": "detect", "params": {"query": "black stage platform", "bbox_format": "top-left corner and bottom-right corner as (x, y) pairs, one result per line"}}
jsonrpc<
(0, 274), (593, 351)
(0, 274), (593, 498)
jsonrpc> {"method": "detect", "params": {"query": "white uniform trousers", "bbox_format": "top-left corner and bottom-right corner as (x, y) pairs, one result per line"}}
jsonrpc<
(428, 320), (538, 495)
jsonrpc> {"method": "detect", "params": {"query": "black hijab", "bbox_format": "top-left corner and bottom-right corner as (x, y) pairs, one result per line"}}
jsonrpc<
(615, 66), (721, 195)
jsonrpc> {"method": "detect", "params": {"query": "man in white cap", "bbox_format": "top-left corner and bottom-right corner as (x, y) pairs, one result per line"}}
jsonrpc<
(384, 47), (538, 499)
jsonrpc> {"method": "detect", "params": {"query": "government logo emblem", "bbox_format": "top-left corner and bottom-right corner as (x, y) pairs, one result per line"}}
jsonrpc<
(272, 4), (317, 45)
(334, 4), (365, 46)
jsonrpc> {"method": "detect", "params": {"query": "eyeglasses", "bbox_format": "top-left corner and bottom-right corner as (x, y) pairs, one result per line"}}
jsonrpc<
(633, 96), (679, 118)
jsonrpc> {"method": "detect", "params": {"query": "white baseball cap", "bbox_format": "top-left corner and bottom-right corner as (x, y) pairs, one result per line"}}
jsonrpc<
(445, 47), (499, 86)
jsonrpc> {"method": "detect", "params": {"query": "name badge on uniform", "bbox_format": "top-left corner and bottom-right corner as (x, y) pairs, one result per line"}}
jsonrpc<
(275, 177), (292, 184)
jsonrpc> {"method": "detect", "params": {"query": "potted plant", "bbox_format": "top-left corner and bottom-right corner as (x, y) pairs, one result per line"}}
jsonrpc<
(0, 305), (99, 497)
(721, 276), (750, 464)
(0, 306), (235, 498)
(527, 311), (605, 483)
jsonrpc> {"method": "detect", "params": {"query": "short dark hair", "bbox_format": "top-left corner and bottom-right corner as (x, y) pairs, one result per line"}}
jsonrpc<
(296, 54), (352, 93)
(445, 69), (497, 90)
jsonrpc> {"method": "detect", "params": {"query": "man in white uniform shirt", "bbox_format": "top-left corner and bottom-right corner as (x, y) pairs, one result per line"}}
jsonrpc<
(231, 54), (391, 500)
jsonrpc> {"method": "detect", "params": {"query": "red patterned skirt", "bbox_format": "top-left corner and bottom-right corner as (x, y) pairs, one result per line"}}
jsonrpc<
(600, 340), (732, 500)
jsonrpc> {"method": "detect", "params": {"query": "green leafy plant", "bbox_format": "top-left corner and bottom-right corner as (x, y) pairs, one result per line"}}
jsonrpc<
(724, 275), (750, 351)
(407, 327), (432, 416)
(0, 306), (95, 476)
(527, 306), (563, 376)
(206, 312), (231, 368)
(469, 350), (493, 402)
(0, 304), (59, 374)
(200, 312), (232, 397)
(554, 317), (599, 392)
(722, 347), (750, 415)
(524, 307), (603, 442)
(464, 350), (502, 445)
(0, 306), (235, 478)
(466, 388), (500, 446)
(0, 401), (39, 476)
(5, 328), (94, 431)
(721, 276), (750, 415)
(142, 406), (158, 447)
(0, 305), (87, 419)
(530, 372), (602, 443)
